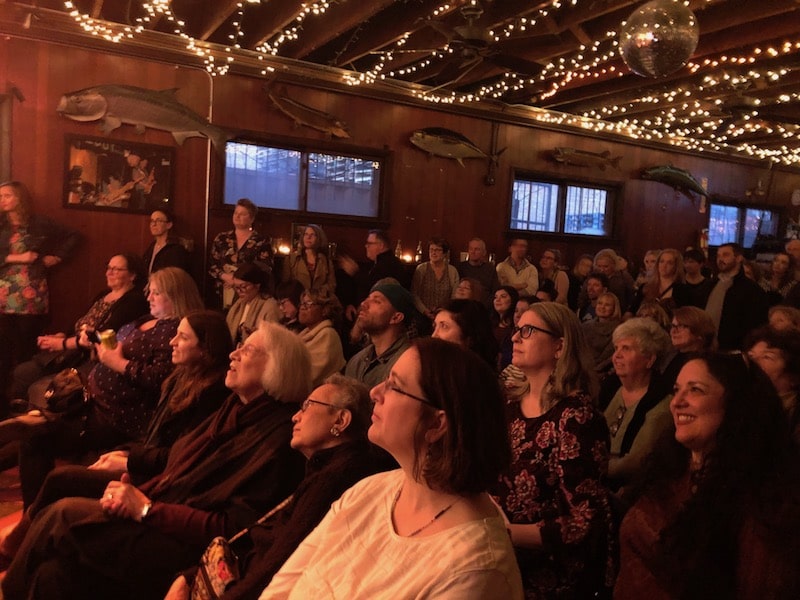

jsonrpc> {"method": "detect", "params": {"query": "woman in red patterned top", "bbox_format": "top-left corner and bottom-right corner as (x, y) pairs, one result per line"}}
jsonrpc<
(493, 302), (615, 598)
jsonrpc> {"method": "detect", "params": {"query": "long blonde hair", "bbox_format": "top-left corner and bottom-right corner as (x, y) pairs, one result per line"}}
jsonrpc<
(149, 267), (203, 319)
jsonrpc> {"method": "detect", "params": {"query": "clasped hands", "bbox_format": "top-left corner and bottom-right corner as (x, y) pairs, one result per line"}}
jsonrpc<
(100, 473), (151, 522)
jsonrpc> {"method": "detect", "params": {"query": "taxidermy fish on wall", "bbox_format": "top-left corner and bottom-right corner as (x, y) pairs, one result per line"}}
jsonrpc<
(410, 127), (504, 167)
(641, 164), (708, 201)
(551, 147), (622, 171)
(56, 84), (229, 157)
(265, 84), (350, 139)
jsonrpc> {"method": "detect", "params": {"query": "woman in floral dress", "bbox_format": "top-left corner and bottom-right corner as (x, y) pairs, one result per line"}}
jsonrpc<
(0, 181), (80, 416)
(494, 302), (615, 598)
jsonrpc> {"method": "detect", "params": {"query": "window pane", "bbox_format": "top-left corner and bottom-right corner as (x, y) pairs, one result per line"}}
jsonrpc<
(708, 204), (740, 246)
(511, 180), (559, 232)
(307, 153), (380, 217)
(743, 208), (779, 248)
(564, 186), (609, 236)
(224, 142), (301, 210)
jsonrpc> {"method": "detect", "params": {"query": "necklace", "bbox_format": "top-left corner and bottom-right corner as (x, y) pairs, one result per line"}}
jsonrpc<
(392, 485), (460, 537)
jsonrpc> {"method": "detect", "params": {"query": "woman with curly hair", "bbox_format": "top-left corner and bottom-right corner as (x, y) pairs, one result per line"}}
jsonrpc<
(615, 353), (800, 598)
(493, 302), (615, 599)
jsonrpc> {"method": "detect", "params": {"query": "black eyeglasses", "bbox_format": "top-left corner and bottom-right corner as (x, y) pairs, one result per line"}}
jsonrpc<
(609, 404), (627, 438)
(301, 398), (338, 412)
(382, 378), (437, 408)
(512, 324), (559, 339)
(106, 265), (129, 273)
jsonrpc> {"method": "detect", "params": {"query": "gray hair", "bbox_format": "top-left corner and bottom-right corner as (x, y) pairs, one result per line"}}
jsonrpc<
(323, 374), (372, 440)
(251, 322), (312, 403)
(612, 317), (671, 359)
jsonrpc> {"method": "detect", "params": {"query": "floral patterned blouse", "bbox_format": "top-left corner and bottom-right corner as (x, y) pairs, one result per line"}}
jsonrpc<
(493, 391), (616, 599)
(208, 229), (273, 295)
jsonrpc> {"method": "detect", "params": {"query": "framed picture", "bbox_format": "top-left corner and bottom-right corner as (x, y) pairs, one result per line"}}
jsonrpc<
(63, 134), (174, 213)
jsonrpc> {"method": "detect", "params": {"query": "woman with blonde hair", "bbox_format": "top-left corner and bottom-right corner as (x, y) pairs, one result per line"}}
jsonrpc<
(282, 224), (336, 293)
(582, 291), (622, 374)
(494, 302), (614, 598)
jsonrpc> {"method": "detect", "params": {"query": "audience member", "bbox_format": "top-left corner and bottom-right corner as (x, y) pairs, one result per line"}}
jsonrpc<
(675, 248), (714, 308)
(0, 181), (81, 417)
(615, 354), (800, 598)
(208, 198), (273, 309)
(592, 248), (634, 313)
(630, 248), (684, 316)
(705, 243), (768, 351)
(344, 282), (413, 388)
(142, 209), (191, 275)
(605, 318), (672, 493)
(297, 289), (345, 387)
(496, 238), (538, 298)
(578, 272), (609, 322)
(582, 291), (621, 374)
(275, 279), (305, 333)
(411, 237), (459, 319)
(490, 286), (519, 370)
(661, 306), (716, 387)
(534, 279), (557, 302)
(456, 238), (499, 305)
(786, 238), (800, 280)
(567, 253), (594, 310)
(537, 249), (568, 303)
(634, 249), (660, 291)
(768, 304), (800, 332)
(493, 302), (614, 598)
(2, 322), (310, 599)
(10, 254), (148, 409)
(262, 339), (523, 598)
(432, 299), (498, 368)
(759, 251), (797, 305)
(282, 224), (336, 293)
(226, 262), (280, 344)
(452, 277), (484, 302)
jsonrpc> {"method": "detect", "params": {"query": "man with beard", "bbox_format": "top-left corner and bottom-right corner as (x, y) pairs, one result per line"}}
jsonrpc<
(344, 282), (414, 388)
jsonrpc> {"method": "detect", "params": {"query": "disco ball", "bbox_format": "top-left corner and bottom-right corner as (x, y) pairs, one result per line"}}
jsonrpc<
(619, 0), (699, 78)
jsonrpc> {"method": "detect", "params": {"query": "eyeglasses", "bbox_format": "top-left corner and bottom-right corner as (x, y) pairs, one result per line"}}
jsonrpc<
(609, 404), (627, 438)
(106, 265), (129, 273)
(670, 323), (689, 331)
(235, 342), (264, 358)
(512, 324), (559, 339)
(149, 218), (168, 224)
(381, 378), (436, 407)
(301, 398), (339, 412)
(299, 301), (320, 308)
(234, 283), (255, 291)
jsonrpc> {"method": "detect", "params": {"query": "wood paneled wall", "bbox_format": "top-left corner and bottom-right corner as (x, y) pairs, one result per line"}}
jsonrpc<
(1, 36), (798, 331)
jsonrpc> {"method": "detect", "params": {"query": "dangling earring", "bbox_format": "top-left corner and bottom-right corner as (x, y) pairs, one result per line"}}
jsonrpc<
(330, 426), (340, 437)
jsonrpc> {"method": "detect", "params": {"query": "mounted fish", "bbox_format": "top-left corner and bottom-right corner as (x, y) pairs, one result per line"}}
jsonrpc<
(641, 165), (708, 201)
(551, 147), (622, 171)
(410, 127), (504, 168)
(265, 84), (350, 139)
(56, 84), (228, 158)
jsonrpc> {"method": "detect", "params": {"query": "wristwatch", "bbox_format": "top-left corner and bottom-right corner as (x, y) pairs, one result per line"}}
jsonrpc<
(140, 501), (153, 521)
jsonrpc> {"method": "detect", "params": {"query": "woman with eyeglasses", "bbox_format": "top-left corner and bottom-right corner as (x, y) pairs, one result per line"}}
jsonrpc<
(411, 237), (460, 320)
(142, 209), (191, 275)
(0, 181), (81, 417)
(282, 224), (336, 294)
(275, 279), (305, 334)
(163, 374), (392, 600)
(261, 338), (523, 598)
(2, 321), (309, 599)
(10, 267), (204, 508)
(660, 306), (716, 389)
(297, 288), (346, 387)
(604, 318), (672, 494)
(615, 354), (800, 598)
(493, 302), (614, 599)
(226, 262), (280, 345)
(10, 254), (149, 411)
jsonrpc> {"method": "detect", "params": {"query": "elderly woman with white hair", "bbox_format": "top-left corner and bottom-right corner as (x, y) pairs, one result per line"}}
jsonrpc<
(2, 322), (311, 600)
(605, 317), (672, 492)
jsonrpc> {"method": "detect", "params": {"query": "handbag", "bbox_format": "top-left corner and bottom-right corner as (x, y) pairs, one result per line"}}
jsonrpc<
(191, 495), (293, 600)
(43, 367), (89, 417)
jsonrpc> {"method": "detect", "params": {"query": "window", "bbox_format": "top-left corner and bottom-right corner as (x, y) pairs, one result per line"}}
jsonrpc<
(510, 174), (614, 236)
(224, 141), (382, 218)
(708, 203), (780, 248)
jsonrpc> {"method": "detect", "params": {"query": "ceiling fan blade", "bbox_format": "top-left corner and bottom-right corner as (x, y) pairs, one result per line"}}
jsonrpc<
(424, 57), (484, 94)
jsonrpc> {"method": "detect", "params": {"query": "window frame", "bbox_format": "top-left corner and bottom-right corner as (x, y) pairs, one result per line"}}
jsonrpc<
(219, 134), (391, 225)
(707, 200), (782, 249)
(508, 170), (619, 239)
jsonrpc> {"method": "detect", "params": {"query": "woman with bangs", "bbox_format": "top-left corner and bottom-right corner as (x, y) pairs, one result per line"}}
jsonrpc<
(262, 338), (523, 599)
(494, 302), (615, 599)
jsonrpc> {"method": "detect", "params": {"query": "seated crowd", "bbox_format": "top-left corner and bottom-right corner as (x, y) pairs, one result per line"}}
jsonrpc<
(0, 217), (798, 600)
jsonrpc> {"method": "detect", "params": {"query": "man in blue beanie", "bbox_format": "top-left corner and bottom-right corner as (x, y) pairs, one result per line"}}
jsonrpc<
(344, 282), (414, 388)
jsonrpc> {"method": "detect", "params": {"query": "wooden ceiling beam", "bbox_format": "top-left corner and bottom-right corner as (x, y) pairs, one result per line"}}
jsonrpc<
(194, 0), (241, 41)
(241, 0), (305, 48)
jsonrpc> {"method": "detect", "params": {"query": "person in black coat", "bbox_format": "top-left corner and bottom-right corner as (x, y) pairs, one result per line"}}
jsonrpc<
(142, 209), (192, 275)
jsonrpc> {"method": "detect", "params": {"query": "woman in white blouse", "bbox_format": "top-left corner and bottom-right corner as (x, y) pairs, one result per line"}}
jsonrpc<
(260, 338), (523, 599)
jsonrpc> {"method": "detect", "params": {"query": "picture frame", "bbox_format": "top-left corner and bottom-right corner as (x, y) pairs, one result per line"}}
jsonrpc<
(63, 134), (175, 214)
